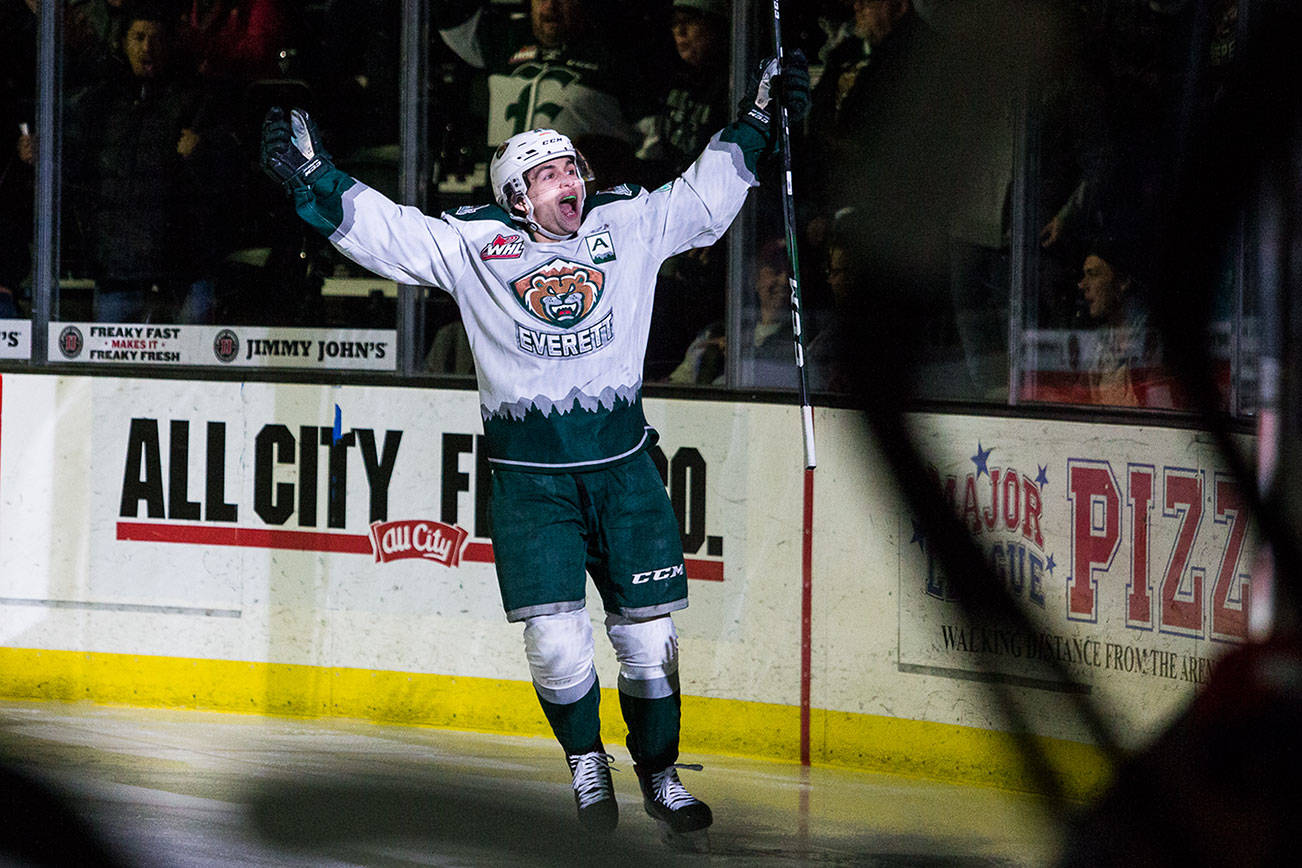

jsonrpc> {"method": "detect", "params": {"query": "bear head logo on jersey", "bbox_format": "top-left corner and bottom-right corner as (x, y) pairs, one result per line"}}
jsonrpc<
(511, 257), (604, 328)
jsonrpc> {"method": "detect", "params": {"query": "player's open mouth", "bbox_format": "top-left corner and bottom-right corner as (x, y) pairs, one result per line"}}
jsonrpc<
(559, 196), (578, 219)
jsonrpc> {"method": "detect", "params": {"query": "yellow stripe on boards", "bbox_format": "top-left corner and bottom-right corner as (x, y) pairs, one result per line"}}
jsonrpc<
(0, 647), (552, 732)
(0, 647), (1107, 797)
(814, 708), (1111, 800)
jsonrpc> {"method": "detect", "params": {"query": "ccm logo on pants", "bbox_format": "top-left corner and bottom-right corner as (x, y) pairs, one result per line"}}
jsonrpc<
(631, 564), (686, 584)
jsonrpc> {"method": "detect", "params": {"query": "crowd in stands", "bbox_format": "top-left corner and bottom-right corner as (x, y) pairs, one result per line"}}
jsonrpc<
(4, 0), (308, 324)
(0, 0), (1242, 410)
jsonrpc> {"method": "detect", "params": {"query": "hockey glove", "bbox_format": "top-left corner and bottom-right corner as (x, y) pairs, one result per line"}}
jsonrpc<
(780, 49), (811, 125)
(261, 106), (334, 193)
(737, 49), (811, 137)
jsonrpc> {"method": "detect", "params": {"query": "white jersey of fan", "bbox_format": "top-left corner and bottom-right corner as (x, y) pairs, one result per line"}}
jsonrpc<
(324, 132), (756, 472)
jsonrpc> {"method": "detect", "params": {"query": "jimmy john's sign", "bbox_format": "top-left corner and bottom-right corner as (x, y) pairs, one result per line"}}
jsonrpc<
(50, 323), (395, 370)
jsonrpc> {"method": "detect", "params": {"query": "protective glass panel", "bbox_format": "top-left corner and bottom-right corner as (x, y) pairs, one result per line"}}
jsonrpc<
(1, 1), (36, 359)
(51, 1), (400, 371)
(731, 3), (1018, 399)
(1014, 0), (1244, 414)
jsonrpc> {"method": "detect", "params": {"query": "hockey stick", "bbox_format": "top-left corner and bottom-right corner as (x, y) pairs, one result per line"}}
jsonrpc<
(770, 0), (816, 470)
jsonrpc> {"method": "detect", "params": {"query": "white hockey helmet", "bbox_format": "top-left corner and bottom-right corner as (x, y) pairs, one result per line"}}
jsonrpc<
(489, 128), (593, 234)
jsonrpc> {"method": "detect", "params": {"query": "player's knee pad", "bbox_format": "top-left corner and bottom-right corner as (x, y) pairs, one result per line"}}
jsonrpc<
(522, 609), (596, 704)
(605, 613), (679, 699)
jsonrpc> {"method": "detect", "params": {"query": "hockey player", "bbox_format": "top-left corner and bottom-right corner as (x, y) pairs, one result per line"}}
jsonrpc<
(260, 52), (809, 841)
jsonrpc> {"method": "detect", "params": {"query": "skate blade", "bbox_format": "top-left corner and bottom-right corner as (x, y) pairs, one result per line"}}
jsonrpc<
(655, 820), (710, 853)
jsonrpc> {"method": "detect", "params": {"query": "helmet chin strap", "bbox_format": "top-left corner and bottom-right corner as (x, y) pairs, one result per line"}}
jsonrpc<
(533, 223), (574, 241)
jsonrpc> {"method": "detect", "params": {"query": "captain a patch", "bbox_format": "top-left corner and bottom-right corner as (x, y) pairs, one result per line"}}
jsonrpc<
(584, 231), (616, 264)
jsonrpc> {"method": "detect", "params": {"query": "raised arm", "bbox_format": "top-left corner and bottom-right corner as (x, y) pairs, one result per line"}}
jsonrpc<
(260, 107), (471, 292)
(646, 50), (811, 260)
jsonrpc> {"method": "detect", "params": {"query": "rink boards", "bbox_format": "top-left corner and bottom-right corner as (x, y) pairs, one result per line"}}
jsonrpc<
(0, 373), (1256, 796)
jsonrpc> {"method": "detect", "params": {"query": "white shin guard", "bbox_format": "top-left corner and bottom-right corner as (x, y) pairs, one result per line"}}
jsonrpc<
(523, 609), (596, 705)
(606, 613), (679, 699)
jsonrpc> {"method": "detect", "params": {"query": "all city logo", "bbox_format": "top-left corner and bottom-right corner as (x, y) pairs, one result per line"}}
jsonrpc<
(369, 519), (469, 567)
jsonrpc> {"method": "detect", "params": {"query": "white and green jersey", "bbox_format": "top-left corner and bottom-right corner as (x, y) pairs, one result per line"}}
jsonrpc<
(296, 124), (767, 472)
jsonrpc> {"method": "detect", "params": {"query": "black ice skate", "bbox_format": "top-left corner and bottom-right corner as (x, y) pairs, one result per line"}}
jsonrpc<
(566, 747), (619, 832)
(636, 762), (712, 851)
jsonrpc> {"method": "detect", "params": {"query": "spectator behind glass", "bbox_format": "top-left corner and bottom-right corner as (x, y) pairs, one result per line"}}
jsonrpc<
(1076, 236), (1166, 407)
(807, 0), (915, 212)
(62, 1), (238, 323)
(668, 238), (797, 389)
(1, 130), (31, 319)
(743, 237), (801, 389)
(1, 0), (38, 318)
(437, 0), (663, 188)
(810, 0), (887, 129)
(636, 0), (732, 187)
(641, 0), (731, 382)
(65, 0), (137, 88)
(1030, 15), (1114, 330)
(816, 1), (1012, 400)
(807, 236), (853, 393)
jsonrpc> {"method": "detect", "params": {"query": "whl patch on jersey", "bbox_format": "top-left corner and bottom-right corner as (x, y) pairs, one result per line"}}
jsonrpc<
(584, 231), (616, 264)
(511, 257), (604, 328)
(481, 233), (525, 260)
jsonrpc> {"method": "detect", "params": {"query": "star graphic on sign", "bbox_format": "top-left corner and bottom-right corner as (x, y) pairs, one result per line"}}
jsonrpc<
(971, 442), (993, 478)
(910, 520), (926, 551)
(1045, 554), (1057, 574)
(1036, 464), (1049, 488)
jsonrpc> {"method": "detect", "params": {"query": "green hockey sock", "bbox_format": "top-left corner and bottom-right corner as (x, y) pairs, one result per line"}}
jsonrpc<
(536, 677), (602, 755)
(619, 689), (681, 770)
